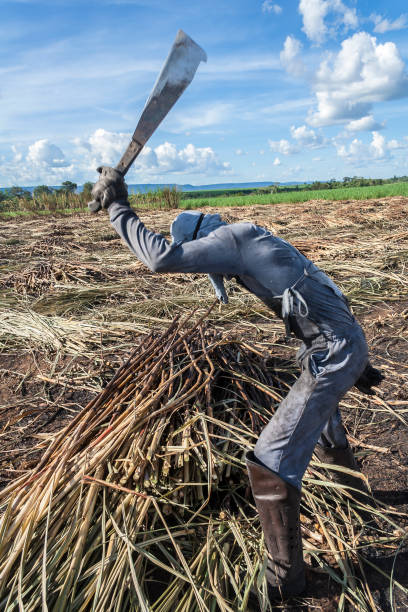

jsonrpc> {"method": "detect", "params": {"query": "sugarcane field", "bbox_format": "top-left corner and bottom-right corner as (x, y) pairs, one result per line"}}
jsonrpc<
(4, 1), (408, 610)
(0, 195), (407, 611)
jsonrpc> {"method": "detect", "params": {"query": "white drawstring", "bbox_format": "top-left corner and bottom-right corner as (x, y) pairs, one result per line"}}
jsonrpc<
(278, 268), (310, 338)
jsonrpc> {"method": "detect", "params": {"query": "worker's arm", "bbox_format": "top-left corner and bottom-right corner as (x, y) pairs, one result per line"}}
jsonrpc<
(109, 202), (242, 276)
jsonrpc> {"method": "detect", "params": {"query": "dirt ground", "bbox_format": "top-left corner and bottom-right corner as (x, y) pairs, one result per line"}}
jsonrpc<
(0, 196), (407, 610)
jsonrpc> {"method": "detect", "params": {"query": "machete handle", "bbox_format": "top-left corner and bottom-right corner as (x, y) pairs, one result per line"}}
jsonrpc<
(88, 199), (102, 213)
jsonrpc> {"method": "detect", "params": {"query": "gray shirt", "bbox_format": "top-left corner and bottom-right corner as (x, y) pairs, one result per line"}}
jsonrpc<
(109, 203), (355, 339)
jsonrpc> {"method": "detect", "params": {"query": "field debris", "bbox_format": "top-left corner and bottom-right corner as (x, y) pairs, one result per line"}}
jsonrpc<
(0, 196), (407, 609)
(0, 310), (407, 611)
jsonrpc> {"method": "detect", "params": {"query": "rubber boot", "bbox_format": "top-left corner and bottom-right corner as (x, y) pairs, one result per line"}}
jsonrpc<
(246, 452), (306, 599)
(313, 443), (371, 504)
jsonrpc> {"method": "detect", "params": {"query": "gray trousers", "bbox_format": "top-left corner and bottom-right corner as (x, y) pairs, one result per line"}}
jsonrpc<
(254, 323), (368, 490)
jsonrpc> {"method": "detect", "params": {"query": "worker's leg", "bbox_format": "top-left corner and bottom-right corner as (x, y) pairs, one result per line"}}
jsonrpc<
(314, 406), (372, 501)
(318, 408), (348, 448)
(253, 327), (368, 490)
(249, 326), (367, 598)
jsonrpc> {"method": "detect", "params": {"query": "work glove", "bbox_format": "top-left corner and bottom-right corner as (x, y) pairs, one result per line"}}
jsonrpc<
(354, 361), (385, 395)
(88, 166), (129, 213)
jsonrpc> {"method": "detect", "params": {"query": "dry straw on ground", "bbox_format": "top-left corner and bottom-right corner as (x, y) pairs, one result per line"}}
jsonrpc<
(0, 309), (406, 611)
(0, 196), (407, 610)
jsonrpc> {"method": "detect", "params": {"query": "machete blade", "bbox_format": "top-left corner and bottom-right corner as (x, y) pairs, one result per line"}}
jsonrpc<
(116, 30), (207, 176)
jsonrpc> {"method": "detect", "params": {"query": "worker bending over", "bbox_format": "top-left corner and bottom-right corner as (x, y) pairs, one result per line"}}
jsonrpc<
(90, 167), (382, 598)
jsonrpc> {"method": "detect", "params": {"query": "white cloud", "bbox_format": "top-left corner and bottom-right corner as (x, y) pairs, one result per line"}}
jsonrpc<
(27, 139), (69, 167)
(299, 0), (330, 44)
(370, 131), (386, 158)
(134, 142), (231, 176)
(335, 131), (408, 162)
(371, 13), (408, 34)
(336, 138), (364, 161)
(290, 124), (324, 147)
(74, 130), (232, 177)
(0, 143), (76, 187)
(262, 1), (282, 14)
(345, 115), (384, 132)
(280, 36), (306, 77)
(74, 129), (130, 167)
(268, 126), (326, 156)
(268, 138), (299, 155)
(273, 157), (281, 165)
(0, 130), (232, 187)
(235, 149), (246, 156)
(308, 32), (408, 128)
(299, 0), (358, 45)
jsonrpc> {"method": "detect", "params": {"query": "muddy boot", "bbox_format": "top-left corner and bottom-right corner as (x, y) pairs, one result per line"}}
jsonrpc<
(246, 452), (306, 600)
(314, 443), (374, 512)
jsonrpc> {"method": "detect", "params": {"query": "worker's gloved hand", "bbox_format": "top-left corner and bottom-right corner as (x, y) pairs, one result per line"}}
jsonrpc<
(354, 362), (385, 395)
(88, 166), (129, 213)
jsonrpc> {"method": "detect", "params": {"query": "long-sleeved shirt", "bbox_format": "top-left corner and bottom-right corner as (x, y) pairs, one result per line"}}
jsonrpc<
(109, 202), (356, 340)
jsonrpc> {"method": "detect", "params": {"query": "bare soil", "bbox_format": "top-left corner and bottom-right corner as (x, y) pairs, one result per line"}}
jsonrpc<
(1, 196), (407, 610)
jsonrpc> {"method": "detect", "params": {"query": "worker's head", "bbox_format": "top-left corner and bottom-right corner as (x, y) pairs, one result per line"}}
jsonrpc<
(170, 211), (224, 245)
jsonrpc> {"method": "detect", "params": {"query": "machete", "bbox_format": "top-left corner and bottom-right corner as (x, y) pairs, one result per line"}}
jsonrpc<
(89, 30), (207, 212)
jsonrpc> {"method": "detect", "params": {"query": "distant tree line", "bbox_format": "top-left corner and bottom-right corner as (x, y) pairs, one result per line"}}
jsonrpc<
(269, 175), (408, 194)
(151, 175), (408, 199)
(0, 181), (95, 203)
(0, 181), (96, 213)
(1, 175), (408, 211)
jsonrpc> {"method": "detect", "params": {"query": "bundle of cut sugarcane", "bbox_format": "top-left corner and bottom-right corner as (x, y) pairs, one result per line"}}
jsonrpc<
(0, 312), (405, 611)
(0, 311), (280, 611)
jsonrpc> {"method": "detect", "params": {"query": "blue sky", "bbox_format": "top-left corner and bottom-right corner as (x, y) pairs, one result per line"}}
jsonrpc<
(1, 0), (408, 187)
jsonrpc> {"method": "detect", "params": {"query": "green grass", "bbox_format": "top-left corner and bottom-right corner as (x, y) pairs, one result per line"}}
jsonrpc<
(179, 181), (408, 209)
(1, 181), (407, 219)
(0, 207), (86, 220)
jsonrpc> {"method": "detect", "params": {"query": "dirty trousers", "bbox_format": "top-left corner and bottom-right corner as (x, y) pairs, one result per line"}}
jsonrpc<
(254, 323), (368, 490)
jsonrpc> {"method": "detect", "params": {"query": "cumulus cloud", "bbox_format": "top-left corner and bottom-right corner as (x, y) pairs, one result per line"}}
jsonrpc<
(299, 0), (358, 45)
(268, 126), (325, 157)
(0, 130), (232, 187)
(290, 124), (324, 147)
(135, 142), (231, 176)
(74, 129), (130, 167)
(273, 157), (281, 165)
(308, 32), (408, 128)
(73, 130), (232, 178)
(262, 1), (282, 14)
(371, 13), (408, 34)
(299, 0), (330, 44)
(280, 36), (306, 77)
(345, 115), (384, 132)
(268, 138), (299, 155)
(370, 131), (386, 158)
(27, 139), (69, 167)
(0, 140), (76, 186)
(335, 138), (365, 161)
(335, 131), (408, 162)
